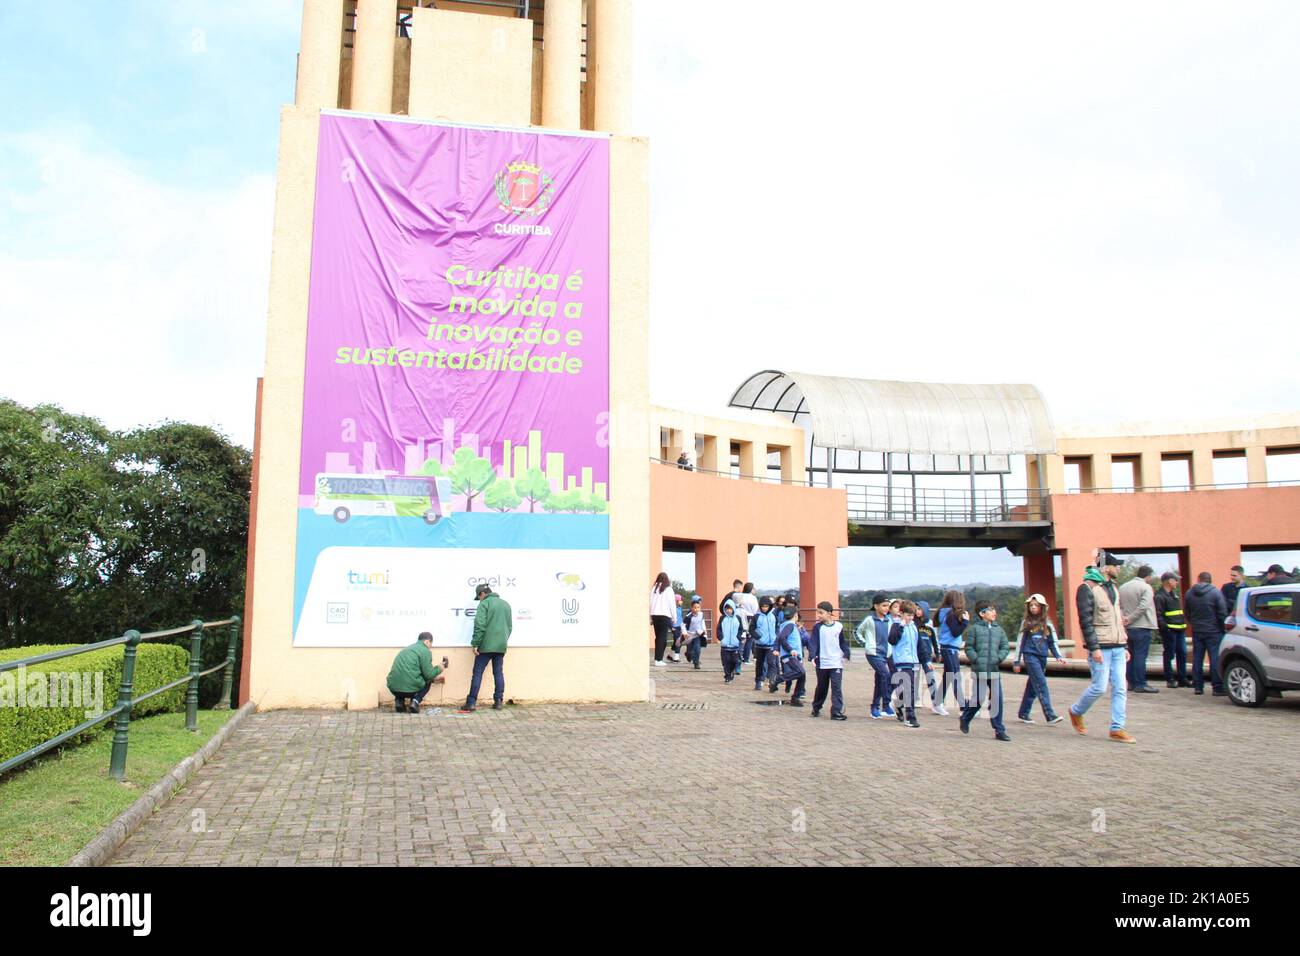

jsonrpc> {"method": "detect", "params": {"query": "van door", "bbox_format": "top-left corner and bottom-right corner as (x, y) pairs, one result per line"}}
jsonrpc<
(1246, 590), (1300, 686)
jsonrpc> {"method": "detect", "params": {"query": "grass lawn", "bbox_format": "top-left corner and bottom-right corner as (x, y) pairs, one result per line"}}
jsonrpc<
(0, 709), (234, 867)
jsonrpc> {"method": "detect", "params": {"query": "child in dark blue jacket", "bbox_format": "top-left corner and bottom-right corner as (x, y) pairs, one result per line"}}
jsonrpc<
(717, 600), (742, 683)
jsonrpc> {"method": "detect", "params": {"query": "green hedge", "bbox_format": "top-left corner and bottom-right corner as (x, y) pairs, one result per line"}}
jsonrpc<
(0, 643), (189, 766)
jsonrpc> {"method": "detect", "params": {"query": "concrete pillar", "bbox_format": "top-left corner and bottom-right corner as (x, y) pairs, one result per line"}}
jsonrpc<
(737, 440), (757, 480)
(697, 539), (750, 612)
(1246, 445), (1268, 485)
(588, 0), (633, 133)
(1042, 453), (1066, 494)
(542, 0), (583, 128)
(297, 0), (346, 109)
(351, 0), (397, 114)
(1092, 453), (1112, 491)
(1138, 451), (1161, 491)
(698, 435), (719, 472)
(1190, 445), (1215, 490)
(1022, 552), (1057, 620)
(1058, 546), (1082, 654)
(799, 544), (839, 613)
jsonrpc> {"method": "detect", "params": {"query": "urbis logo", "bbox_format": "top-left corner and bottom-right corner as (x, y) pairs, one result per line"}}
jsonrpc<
(494, 161), (555, 218)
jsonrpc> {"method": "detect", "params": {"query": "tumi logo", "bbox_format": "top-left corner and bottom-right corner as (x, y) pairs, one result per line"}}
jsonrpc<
(49, 886), (151, 936)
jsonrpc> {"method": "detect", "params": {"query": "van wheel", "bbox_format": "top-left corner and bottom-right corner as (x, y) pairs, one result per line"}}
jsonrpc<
(332, 506), (350, 523)
(1224, 659), (1266, 708)
(423, 511), (441, 526)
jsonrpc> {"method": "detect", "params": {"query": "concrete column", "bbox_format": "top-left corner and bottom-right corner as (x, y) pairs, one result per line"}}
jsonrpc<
(588, 0), (633, 133)
(697, 539), (749, 612)
(1246, 445), (1268, 485)
(1138, 451), (1161, 491)
(1042, 453), (1066, 494)
(1092, 453), (1113, 490)
(1022, 552), (1057, 619)
(351, 0), (397, 114)
(1058, 546), (1082, 653)
(737, 441), (757, 480)
(1190, 445), (1215, 489)
(698, 435), (719, 472)
(799, 544), (839, 613)
(297, 0), (346, 109)
(542, 0), (583, 128)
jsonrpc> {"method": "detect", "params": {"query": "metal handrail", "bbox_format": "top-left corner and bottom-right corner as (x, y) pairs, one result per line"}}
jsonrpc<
(0, 615), (242, 781)
(1069, 479), (1300, 493)
(650, 456), (816, 487)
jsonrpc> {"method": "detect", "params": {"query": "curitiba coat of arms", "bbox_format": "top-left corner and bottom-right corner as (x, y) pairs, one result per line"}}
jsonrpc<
(494, 161), (556, 217)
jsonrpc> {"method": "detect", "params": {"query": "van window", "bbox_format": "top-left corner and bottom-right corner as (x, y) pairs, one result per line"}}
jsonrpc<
(1249, 591), (1296, 624)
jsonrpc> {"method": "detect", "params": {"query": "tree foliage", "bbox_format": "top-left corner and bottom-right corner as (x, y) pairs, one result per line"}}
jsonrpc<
(0, 400), (250, 704)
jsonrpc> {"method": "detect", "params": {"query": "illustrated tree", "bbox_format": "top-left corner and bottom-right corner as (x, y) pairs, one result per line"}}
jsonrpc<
(418, 459), (443, 476)
(483, 479), (521, 513)
(515, 467), (552, 513)
(445, 446), (496, 512)
(543, 489), (579, 513)
(584, 492), (608, 515)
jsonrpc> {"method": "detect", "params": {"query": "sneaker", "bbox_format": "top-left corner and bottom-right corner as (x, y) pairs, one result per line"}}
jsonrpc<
(1109, 729), (1137, 744)
(931, 704), (950, 716)
(881, 706), (897, 718)
(1134, 686), (1159, 694)
(394, 701), (407, 714)
(409, 702), (420, 715)
(994, 731), (1011, 742)
(831, 713), (848, 721)
(1047, 715), (1064, 725)
(1166, 680), (1178, 688)
(895, 709), (905, 723)
(458, 705), (476, 714)
(693, 662), (700, 670)
(754, 684), (763, 691)
(1068, 710), (1087, 735)
(1178, 680), (1192, 688)
(870, 707), (882, 720)
(673, 653), (682, 662)
(810, 709), (820, 718)
(1017, 715), (1035, 724)
(1194, 687), (1204, 695)
(654, 660), (667, 667)
(959, 718), (970, 735)
(1212, 688), (1228, 697)
(906, 718), (921, 728)
(492, 701), (503, 710)
(789, 699), (805, 708)
(724, 676), (733, 683)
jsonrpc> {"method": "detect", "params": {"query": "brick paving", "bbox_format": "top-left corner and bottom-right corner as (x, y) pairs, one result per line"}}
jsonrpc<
(109, 649), (1300, 866)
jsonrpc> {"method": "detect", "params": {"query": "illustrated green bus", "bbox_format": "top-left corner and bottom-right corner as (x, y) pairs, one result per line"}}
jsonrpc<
(314, 473), (454, 524)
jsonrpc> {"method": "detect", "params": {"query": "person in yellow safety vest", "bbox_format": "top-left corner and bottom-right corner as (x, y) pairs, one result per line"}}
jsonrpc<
(1154, 571), (1188, 688)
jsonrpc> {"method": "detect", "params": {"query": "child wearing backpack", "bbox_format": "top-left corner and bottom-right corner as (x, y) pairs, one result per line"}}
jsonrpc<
(717, 599), (742, 683)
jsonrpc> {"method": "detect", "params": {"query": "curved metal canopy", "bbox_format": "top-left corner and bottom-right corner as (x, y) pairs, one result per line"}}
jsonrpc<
(729, 370), (1057, 456)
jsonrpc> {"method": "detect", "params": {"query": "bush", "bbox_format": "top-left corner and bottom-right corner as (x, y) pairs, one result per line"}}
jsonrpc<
(0, 642), (189, 766)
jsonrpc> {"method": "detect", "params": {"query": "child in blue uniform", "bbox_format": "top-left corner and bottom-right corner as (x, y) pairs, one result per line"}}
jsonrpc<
(716, 599), (742, 683)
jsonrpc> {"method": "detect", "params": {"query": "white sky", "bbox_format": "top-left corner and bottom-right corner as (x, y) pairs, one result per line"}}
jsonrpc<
(3, 2), (1298, 590)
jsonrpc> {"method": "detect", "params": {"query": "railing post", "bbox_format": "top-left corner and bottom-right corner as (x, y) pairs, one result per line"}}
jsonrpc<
(185, 619), (204, 731)
(109, 630), (142, 781)
(217, 615), (241, 710)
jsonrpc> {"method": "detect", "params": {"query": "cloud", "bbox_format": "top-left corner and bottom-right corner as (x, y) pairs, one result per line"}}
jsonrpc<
(0, 127), (272, 447)
(634, 1), (1300, 429)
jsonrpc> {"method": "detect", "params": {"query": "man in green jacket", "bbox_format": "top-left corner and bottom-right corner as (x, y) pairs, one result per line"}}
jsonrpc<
(386, 632), (447, 714)
(460, 583), (513, 713)
(959, 601), (1011, 741)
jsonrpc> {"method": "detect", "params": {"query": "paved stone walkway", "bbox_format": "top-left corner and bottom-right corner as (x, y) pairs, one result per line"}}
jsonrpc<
(109, 650), (1299, 866)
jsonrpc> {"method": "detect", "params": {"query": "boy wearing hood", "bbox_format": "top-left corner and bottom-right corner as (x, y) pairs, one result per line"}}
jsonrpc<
(717, 599), (743, 683)
(752, 596), (779, 690)
(1067, 551), (1135, 743)
(772, 605), (807, 706)
(1183, 572), (1228, 696)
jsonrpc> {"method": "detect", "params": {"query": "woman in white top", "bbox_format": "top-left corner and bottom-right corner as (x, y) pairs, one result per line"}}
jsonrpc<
(649, 572), (676, 666)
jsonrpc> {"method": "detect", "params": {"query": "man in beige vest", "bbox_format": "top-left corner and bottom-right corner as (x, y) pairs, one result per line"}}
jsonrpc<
(1068, 550), (1136, 743)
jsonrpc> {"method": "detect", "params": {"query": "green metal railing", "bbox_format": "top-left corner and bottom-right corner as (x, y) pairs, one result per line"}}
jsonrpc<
(0, 615), (241, 781)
